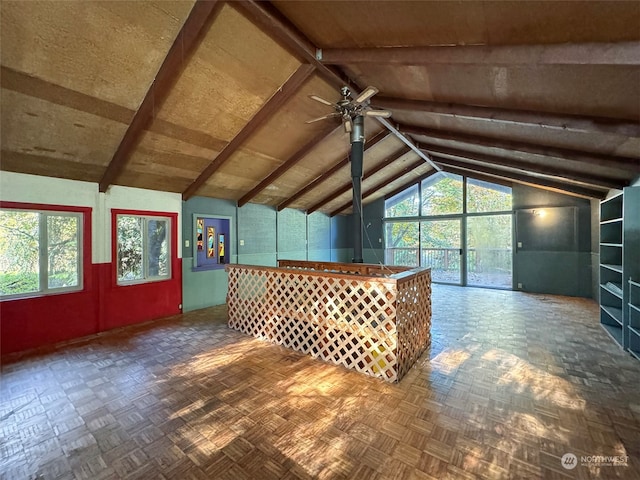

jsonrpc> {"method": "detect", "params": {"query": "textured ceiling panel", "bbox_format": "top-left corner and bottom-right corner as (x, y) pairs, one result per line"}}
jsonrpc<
(1, 89), (127, 180)
(0, 1), (194, 109)
(155, 4), (300, 143)
(273, 1), (640, 48)
(344, 64), (640, 120)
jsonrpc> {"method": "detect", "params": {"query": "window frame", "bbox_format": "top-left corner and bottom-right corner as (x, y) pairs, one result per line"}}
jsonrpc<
(115, 212), (172, 286)
(0, 202), (89, 300)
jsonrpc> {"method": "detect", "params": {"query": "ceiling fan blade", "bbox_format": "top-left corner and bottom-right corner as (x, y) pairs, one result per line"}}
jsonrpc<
(305, 113), (340, 124)
(309, 94), (335, 107)
(344, 117), (353, 133)
(354, 86), (379, 104)
(365, 109), (392, 118)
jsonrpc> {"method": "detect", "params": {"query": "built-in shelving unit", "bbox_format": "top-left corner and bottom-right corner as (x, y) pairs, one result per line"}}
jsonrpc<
(600, 192), (624, 346)
(599, 186), (640, 358)
(628, 279), (640, 361)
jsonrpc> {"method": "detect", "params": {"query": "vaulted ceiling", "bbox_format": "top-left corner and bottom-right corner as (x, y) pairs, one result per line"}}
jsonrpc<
(1, 1), (639, 215)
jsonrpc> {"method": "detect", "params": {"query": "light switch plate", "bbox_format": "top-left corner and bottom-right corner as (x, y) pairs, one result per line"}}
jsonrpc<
(185, 240), (190, 247)
(240, 239), (245, 246)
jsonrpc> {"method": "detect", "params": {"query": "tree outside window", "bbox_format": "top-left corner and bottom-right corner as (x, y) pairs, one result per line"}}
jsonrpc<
(0, 209), (81, 297)
(116, 215), (169, 284)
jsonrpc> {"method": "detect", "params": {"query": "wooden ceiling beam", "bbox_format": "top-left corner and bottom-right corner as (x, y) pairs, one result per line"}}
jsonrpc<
(308, 146), (412, 214)
(99, 0), (224, 193)
(403, 125), (640, 172)
(183, 63), (315, 200)
(231, 1), (422, 173)
(318, 41), (640, 66)
(231, 0), (352, 90)
(237, 124), (341, 207)
(276, 130), (390, 211)
(376, 118), (440, 171)
(375, 96), (640, 138)
(434, 157), (606, 199)
(418, 143), (626, 190)
(331, 159), (432, 216)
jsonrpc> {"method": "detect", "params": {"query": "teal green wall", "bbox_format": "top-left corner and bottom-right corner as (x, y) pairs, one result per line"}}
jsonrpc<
(182, 197), (349, 311)
(513, 184), (592, 298)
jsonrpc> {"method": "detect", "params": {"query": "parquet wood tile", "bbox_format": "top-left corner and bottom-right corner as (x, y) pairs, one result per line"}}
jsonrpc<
(3, 286), (640, 479)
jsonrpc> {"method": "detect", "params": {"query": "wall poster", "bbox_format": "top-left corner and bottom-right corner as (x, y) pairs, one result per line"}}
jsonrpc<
(207, 226), (216, 258)
(196, 218), (204, 251)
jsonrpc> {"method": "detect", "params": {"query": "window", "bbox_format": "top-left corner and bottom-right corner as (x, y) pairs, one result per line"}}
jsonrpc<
(384, 221), (419, 266)
(384, 175), (513, 289)
(0, 209), (82, 298)
(421, 174), (463, 216)
(117, 214), (170, 283)
(385, 185), (419, 218)
(467, 178), (512, 213)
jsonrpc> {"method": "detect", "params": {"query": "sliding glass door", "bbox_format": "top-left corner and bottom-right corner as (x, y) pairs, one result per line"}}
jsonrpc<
(466, 215), (512, 288)
(420, 219), (462, 284)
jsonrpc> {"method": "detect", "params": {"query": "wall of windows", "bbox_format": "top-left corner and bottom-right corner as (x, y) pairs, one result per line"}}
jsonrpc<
(384, 173), (513, 288)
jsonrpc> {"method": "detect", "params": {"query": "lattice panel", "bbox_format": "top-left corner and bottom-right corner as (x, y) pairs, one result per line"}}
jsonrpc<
(226, 264), (431, 383)
(395, 269), (432, 381)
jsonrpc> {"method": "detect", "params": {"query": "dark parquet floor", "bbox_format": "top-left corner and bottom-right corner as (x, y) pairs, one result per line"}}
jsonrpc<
(2, 285), (640, 479)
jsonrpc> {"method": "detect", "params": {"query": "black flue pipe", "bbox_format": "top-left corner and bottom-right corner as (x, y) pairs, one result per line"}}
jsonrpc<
(350, 115), (365, 263)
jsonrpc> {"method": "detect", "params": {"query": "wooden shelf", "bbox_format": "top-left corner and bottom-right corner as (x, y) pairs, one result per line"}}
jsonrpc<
(601, 264), (623, 274)
(601, 282), (623, 299)
(601, 323), (623, 347)
(601, 305), (623, 325)
(599, 188), (640, 353)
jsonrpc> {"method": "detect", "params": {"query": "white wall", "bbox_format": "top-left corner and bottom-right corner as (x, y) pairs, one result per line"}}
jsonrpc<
(0, 172), (182, 263)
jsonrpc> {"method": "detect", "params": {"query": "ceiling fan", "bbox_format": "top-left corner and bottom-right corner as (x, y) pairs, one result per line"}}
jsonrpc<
(306, 85), (391, 133)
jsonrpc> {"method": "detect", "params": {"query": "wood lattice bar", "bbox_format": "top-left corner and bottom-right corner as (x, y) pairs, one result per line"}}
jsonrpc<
(226, 261), (431, 382)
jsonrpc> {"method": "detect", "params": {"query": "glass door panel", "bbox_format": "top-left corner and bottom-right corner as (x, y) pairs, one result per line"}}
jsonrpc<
(385, 221), (419, 267)
(467, 215), (512, 288)
(420, 219), (461, 284)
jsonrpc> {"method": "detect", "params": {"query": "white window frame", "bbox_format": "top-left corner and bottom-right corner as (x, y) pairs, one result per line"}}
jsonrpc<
(116, 214), (171, 285)
(0, 208), (83, 299)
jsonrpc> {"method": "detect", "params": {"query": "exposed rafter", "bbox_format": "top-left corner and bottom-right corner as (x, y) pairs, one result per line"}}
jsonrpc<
(375, 96), (640, 138)
(317, 41), (640, 66)
(276, 130), (390, 211)
(230, 0), (421, 174)
(237, 124), (341, 207)
(183, 63), (316, 200)
(231, 0), (351, 89)
(434, 157), (605, 199)
(403, 125), (640, 173)
(307, 146), (411, 214)
(330, 159), (428, 216)
(418, 143), (626, 190)
(99, 0), (224, 193)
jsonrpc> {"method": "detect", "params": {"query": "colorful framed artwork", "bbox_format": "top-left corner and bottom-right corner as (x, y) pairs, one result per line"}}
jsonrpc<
(207, 226), (216, 258)
(196, 218), (204, 251)
(218, 233), (225, 264)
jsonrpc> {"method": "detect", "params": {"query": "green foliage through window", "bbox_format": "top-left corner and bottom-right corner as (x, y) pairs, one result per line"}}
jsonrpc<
(0, 209), (81, 297)
(117, 215), (169, 283)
